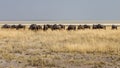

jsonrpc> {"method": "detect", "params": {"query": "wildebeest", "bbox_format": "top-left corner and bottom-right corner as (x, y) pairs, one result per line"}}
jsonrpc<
(92, 24), (106, 29)
(111, 25), (117, 30)
(59, 24), (65, 30)
(43, 25), (49, 31)
(51, 24), (61, 30)
(29, 24), (39, 31)
(16, 24), (26, 30)
(67, 25), (76, 30)
(83, 24), (90, 29)
(1, 24), (11, 29)
(92, 24), (98, 29)
(78, 25), (84, 30)
(46, 24), (53, 28)
(11, 25), (17, 29)
(37, 25), (42, 30)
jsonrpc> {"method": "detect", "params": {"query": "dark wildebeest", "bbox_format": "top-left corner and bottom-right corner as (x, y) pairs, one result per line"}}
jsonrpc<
(11, 25), (17, 29)
(92, 24), (106, 29)
(92, 24), (97, 29)
(16, 24), (26, 30)
(43, 25), (49, 31)
(37, 25), (42, 30)
(1, 24), (11, 29)
(83, 24), (90, 29)
(111, 25), (117, 30)
(67, 25), (76, 30)
(46, 24), (53, 28)
(51, 24), (61, 30)
(29, 24), (38, 31)
(97, 24), (106, 29)
(78, 25), (84, 30)
(59, 24), (65, 30)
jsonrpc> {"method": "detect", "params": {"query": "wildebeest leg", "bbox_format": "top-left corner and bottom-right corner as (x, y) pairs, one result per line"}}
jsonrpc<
(104, 27), (106, 30)
(89, 27), (90, 29)
(16, 27), (19, 30)
(23, 27), (25, 30)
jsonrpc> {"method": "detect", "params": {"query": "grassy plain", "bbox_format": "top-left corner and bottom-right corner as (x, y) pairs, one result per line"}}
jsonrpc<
(0, 26), (119, 68)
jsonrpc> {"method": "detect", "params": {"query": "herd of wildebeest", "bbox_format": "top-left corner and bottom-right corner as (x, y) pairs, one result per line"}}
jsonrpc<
(0, 24), (118, 31)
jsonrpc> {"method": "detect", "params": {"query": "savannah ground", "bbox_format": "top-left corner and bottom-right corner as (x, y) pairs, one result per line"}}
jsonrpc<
(0, 26), (120, 68)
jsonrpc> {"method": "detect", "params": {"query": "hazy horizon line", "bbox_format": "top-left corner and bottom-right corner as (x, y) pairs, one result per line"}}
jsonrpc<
(0, 20), (120, 25)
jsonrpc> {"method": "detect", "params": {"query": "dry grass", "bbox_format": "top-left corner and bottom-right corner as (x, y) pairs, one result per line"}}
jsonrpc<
(48, 30), (120, 53)
(1, 28), (119, 53)
(0, 27), (120, 68)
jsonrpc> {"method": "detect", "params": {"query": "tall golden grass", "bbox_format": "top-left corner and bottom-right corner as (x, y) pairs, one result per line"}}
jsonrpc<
(0, 27), (120, 54)
(0, 27), (120, 67)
